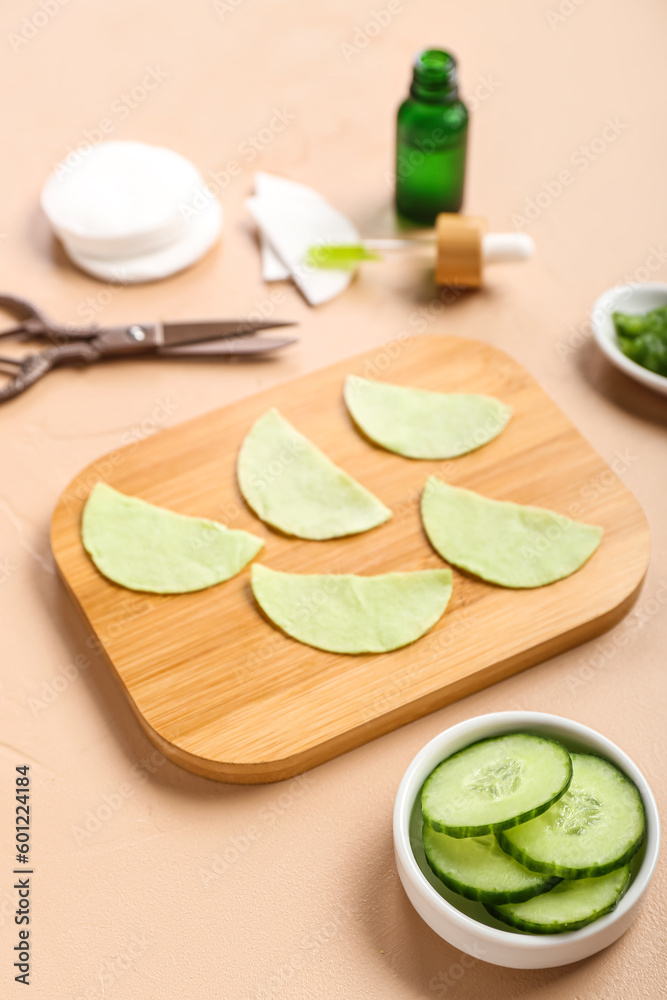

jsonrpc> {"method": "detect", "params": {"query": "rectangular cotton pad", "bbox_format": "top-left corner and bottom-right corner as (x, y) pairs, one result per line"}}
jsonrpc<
(51, 336), (649, 784)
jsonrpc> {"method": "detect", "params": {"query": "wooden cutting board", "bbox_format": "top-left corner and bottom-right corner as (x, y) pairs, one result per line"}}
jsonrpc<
(51, 336), (649, 783)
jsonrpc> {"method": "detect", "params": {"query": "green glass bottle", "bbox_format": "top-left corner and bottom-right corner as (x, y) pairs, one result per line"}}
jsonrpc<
(395, 49), (469, 225)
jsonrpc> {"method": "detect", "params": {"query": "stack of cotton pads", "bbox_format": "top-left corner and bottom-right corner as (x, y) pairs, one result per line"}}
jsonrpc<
(247, 172), (360, 306)
(41, 141), (222, 283)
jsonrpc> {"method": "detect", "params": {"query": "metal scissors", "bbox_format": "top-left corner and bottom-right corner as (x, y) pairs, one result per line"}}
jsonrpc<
(0, 293), (297, 403)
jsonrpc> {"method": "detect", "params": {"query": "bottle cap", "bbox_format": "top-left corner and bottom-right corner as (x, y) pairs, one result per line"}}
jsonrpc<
(435, 214), (486, 287)
(435, 215), (535, 286)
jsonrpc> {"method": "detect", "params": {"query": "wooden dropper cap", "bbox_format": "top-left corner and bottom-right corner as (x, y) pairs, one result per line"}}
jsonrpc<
(435, 213), (487, 287)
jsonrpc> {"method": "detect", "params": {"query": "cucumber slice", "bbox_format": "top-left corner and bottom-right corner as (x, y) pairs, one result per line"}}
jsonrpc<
(423, 824), (562, 903)
(486, 865), (631, 933)
(498, 753), (645, 879)
(422, 733), (572, 838)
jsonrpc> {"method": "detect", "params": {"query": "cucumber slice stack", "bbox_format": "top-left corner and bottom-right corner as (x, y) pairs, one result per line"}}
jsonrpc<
(420, 733), (645, 934)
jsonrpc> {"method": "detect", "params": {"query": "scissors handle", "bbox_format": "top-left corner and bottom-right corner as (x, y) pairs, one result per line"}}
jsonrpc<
(0, 342), (101, 403)
(0, 293), (98, 341)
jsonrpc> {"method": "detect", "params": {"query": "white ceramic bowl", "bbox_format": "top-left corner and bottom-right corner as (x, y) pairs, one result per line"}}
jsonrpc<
(393, 712), (660, 969)
(592, 282), (667, 396)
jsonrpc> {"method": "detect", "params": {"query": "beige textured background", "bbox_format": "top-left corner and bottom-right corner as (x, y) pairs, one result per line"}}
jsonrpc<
(1, 0), (666, 996)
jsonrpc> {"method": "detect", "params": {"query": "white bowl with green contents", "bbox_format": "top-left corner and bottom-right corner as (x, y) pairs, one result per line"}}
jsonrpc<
(393, 712), (660, 969)
(592, 282), (667, 396)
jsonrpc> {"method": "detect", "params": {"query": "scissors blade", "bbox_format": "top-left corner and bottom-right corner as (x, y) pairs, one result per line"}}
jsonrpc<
(158, 335), (297, 357)
(162, 318), (297, 346)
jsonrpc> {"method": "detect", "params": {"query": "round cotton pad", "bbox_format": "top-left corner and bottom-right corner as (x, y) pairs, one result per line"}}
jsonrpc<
(41, 140), (222, 282)
(65, 198), (222, 284)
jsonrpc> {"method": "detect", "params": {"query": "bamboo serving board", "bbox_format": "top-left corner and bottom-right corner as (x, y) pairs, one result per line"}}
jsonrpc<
(51, 336), (649, 783)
